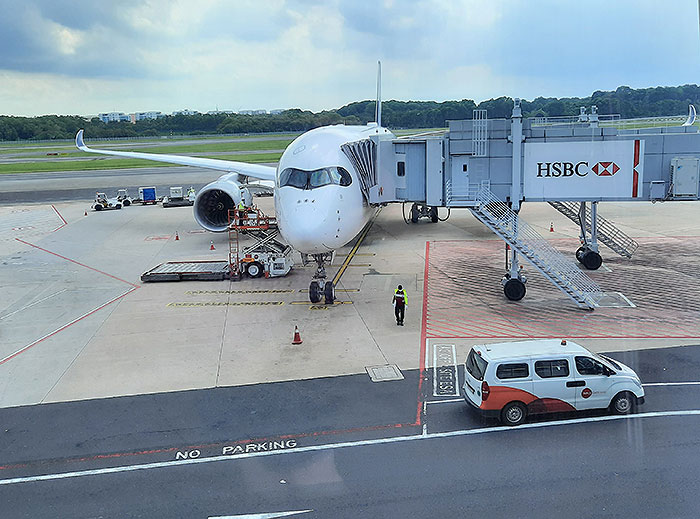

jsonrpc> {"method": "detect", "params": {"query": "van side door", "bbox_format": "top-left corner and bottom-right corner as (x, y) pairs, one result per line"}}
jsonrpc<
(531, 357), (577, 414)
(574, 356), (614, 410)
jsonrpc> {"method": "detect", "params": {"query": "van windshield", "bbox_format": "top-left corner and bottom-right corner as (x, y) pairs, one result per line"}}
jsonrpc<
(594, 352), (621, 371)
(466, 349), (488, 381)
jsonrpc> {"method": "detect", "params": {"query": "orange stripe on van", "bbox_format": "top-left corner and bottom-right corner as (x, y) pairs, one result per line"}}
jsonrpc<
(480, 386), (538, 411)
(481, 387), (576, 414)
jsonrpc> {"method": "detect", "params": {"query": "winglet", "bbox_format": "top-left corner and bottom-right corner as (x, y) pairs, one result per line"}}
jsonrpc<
(683, 105), (696, 127)
(375, 61), (382, 128)
(75, 129), (88, 151)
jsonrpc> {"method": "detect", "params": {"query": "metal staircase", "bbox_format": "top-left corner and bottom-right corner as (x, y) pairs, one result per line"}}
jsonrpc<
(470, 186), (604, 309)
(548, 201), (639, 258)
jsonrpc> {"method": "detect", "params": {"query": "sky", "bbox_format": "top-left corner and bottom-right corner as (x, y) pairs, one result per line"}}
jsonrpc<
(1, 0), (699, 117)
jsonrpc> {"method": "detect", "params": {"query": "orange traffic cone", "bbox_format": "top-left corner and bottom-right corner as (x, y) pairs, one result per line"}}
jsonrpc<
(175, 232), (179, 241)
(292, 326), (303, 344)
(549, 222), (554, 232)
(210, 240), (215, 250)
(84, 210), (88, 216)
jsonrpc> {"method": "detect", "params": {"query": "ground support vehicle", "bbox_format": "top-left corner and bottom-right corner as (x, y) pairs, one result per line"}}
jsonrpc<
(462, 339), (645, 426)
(136, 186), (158, 205)
(92, 192), (122, 211)
(163, 186), (195, 207)
(228, 207), (293, 281)
(116, 188), (132, 206)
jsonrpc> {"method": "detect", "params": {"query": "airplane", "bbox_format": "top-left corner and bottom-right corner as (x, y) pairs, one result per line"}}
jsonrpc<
(76, 63), (393, 304)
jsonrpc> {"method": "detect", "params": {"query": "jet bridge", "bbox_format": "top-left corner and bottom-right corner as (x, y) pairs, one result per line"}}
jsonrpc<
(362, 102), (700, 309)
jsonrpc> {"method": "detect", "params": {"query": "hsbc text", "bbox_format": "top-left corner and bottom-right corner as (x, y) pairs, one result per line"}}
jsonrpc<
(537, 161), (588, 177)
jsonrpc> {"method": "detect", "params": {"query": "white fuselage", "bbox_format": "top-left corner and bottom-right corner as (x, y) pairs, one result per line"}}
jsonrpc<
(274, 124), (393, 254)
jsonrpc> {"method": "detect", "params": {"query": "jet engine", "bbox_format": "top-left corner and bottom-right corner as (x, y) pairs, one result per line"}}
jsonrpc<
(193, 174), (251, 232)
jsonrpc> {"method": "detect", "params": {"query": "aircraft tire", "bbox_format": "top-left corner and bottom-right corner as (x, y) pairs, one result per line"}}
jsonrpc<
(324, 282), (335, 304)
(309, 281), (322, 303)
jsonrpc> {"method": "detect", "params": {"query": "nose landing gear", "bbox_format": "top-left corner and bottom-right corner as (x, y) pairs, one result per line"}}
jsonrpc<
(305, 252), (335, 304)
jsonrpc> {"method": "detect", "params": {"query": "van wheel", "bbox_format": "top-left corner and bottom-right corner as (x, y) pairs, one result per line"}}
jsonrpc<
(501, 402), (527, 426)
(610, 392), (634, 415)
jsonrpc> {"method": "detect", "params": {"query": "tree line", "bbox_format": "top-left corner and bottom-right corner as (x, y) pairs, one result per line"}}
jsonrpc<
(3, 84), (700, 141)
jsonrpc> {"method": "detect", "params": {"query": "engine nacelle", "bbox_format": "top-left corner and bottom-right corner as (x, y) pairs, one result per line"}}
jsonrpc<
(193, 174), (252, 232)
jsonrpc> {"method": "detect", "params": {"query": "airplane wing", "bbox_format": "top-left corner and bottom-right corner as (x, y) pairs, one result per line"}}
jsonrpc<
(75, 130), (276, 181)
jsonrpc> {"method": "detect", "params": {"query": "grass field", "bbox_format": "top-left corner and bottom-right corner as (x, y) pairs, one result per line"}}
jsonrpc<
(0, 152), (282, 175)
(0, 128), (441, 173)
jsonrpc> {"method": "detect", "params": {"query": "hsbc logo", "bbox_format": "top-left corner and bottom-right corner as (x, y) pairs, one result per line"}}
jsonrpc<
(536, 161), (618, 178)
(591, 161), (619, 176)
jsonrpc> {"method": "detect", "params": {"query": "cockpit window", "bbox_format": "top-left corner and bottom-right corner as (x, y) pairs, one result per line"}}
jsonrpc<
(279, 167), (352, 189)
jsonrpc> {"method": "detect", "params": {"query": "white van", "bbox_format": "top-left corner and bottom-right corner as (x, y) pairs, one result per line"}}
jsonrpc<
(462, 339), (645, 426)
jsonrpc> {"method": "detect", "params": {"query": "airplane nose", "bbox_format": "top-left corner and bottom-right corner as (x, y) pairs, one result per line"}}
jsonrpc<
(278, 190), (340, 253)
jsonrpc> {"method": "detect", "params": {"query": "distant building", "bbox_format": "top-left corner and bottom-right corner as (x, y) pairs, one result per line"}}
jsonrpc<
(206, 110), (235, 115)
(238, 109), (268, 115)
(98, 112), (130, 123)
(269, 109), (285, 115)
(172, 109), (200, 116)
(133, 111), (164, 121)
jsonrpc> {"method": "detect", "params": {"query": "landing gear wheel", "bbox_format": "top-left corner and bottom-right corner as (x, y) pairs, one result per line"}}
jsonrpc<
(309, 281), (322, 303)
(503, 278), (526, 301)
(246, 261), (264, 278)
(324, 282), (335, 304)
(430, 206), (438, 223)
(610, 392), (634, 415)
(575, 246), (586, 263)
(501, 402), (527, 426)
(410, 204), (419, 223)
(582, 250), (603, 270)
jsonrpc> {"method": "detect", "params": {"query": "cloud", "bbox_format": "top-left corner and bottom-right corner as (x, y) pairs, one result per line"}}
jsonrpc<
(1, 0), (699, 116)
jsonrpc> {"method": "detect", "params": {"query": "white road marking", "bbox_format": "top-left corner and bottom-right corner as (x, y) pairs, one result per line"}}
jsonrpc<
(2, 410), (700, 487)
(0, 289), (67, 321)
(426, 398), (463, 405)
(0, 287), (136, 365)
(643, 382), (700, 387)
(209, 511), (312, 519)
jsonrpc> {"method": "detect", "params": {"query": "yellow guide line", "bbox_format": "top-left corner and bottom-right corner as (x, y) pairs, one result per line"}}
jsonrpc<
(332, 211), (379, 285)
(168, 301), (284, 307)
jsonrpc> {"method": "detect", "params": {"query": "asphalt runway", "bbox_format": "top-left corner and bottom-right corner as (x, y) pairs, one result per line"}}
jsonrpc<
(0, 165), (278, 204)
(1, 345), (699, 518)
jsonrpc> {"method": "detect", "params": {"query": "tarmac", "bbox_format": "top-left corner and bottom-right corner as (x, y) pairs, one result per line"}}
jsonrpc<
(1, 193), (699, 409)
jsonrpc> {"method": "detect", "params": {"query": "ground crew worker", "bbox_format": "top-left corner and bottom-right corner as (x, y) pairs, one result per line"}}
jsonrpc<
(237, 199), (246, 226)
(393, 284), (408, 326)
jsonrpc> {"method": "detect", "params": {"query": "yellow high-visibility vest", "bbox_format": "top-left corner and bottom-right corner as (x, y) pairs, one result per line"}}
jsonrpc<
(394, 289), (408, 305)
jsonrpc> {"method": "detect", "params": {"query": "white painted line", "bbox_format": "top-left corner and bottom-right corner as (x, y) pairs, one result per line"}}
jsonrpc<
(643, 382), (700, 387)
(209, 511), (312, 519)
(0, 287), (135, 365)
(0, 289), (67, 321)
(432, 344), (437, 396)
(424, 338), (429, 374)
(3, 410), (700, 487)
(426, 398), (463, 405)
(452, 344), (460, 395)
(422, 401), (427, 436)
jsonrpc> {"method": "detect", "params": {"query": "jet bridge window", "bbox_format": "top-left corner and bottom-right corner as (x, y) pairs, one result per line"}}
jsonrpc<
(280, 167), (352, 189)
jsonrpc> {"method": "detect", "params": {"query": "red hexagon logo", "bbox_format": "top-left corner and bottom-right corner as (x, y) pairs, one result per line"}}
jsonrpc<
(581, 388), (592, 399)
(591, 161), (620, 176)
